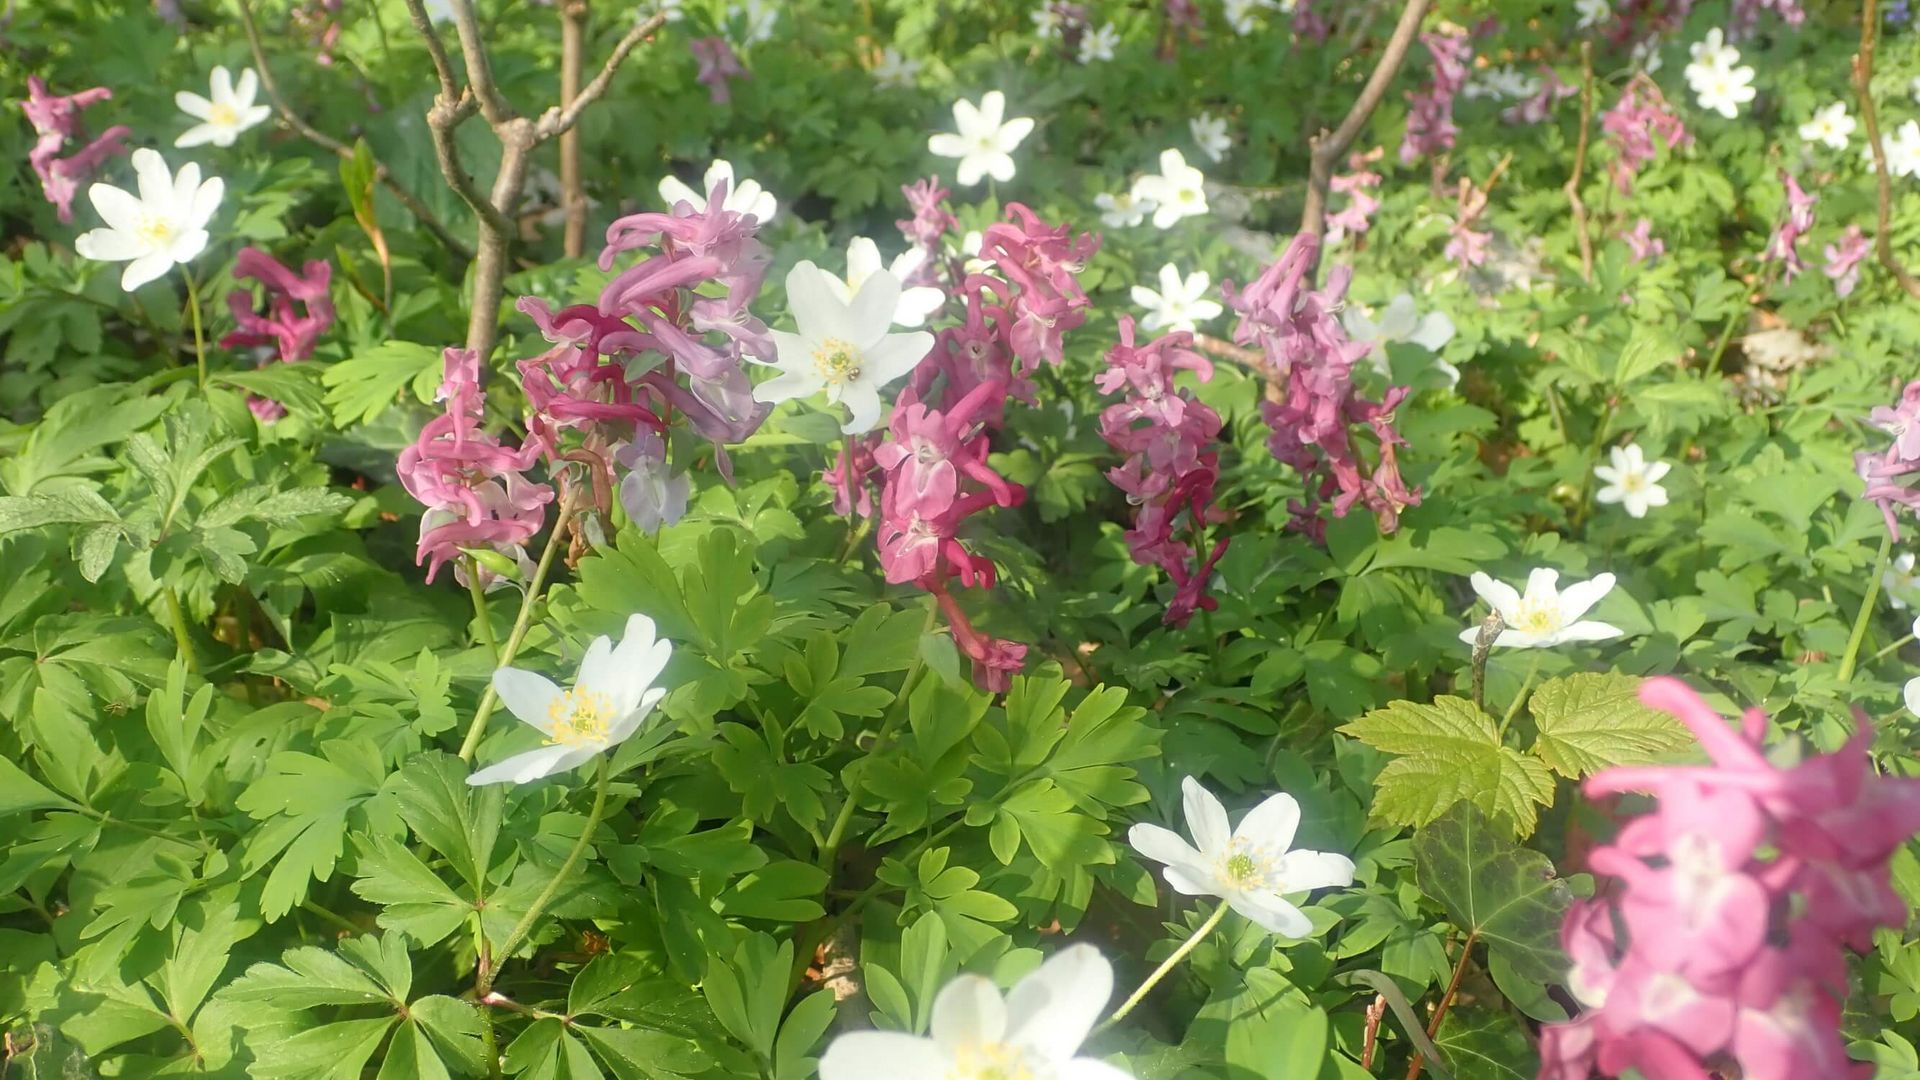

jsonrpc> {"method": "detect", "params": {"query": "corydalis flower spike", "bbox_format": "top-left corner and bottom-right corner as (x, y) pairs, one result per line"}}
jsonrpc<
(22, 76), (130, 225)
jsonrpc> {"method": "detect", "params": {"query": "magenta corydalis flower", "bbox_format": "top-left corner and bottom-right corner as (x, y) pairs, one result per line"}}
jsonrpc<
(1096, 318), (1228, 626)
(1226, 232), (1421, 540)
(690, 37), (746, 105)
(1325, 147), (1384, 247)
(398, 349), (552, 584)
(22, 75), (131, 224)
(1621, 218), (1665, 262)
(221, 247), (335, 422)
(1540, 676), (1920, 1080)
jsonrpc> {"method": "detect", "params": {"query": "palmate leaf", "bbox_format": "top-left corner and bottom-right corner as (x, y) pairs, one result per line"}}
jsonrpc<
(1342, 697), (1553, 837)
(1412, 802), (1572, 990)
(321, 341), (443, 427)
(234, 740), (397, 920)
(1528, 672), (1693, 778)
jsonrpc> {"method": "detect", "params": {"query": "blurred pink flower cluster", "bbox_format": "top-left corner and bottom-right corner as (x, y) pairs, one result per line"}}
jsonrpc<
(1325, 147), (1384, 248)
(1503, 68), (1578, 126)
(221, 247), (335, 421)
(21, 76), (129, 224)
(1824, 225), (1869, 298)
(895, 177), (958, 287)
(1399, 29), (1471, 164)
(291, 0), (344, 66)
(1540, 677), (1920, 1080)
(1760, 171), (1816, 281)
(1095, 318), (1227, 627)
(690, 38), (746, 105)
(1859, 379), (1920, 539)
(1227, 232), (1420, 542)
(1602, 77), (1690, 195)
(398, 349), (552, 586)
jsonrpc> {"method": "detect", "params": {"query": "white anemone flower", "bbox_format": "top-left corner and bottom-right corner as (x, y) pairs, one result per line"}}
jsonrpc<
(1870, 120), (1920, 177)
(1094, 190), (1154, 228)
(754, 262), (934, 434)
(1593, 444), (1672, 519)
(1130, 149), (1208, 229)
(658, 159), (778, 223)
(1906, 676), (1920, 717)
(953, 230), (993, 276)
(1130, 263), (1223, 333)
(1458, 569), (1625, 650)
(1078, 22), (1120, 64)
(1189, 111), (1231, 163)
(1574, 0), (1611, 29)
(832, 237), (944, 328)
(818, 945), (1129, 1080)
(74, 148), (224, 292)
(1885, 552), (1920, 610)
(1799, 102), (1855, 150)
(1342, 294), (1458, 384)
(467, 614), (672, 786)
(928, 90), (1035, 187)
(728, 0), (777, 43)
(1128, 777), (1355, 937)
(873, 46), (921, 89)
(174, 66), (271, 149)
(1685, 28), (1739, 80)
(1691, 63), (1756, 119)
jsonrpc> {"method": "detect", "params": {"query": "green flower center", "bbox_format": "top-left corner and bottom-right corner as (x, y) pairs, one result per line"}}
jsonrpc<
(812, 337), (862, 386)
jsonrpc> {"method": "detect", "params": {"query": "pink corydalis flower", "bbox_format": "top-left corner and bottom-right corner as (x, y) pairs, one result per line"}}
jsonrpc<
(974, 202), (1100, 371)
(1326, 147), (1384, 247)
(1823, 225), (1869, 297)
(1601, 76), (1690, 194)
(1860, 380), (1920, 538)
(1502, 66), (1579, 124)
(1399, 29), (1472, 164)
(1226, 232), (1421, 541)
(896, 177), (958, 283)
(690, 37), (745, 105)
(22, 75), (131, 224)
(1539, 676), (1920, 1080)
(1761, 171), (1816, 280)
(1621, 218), (1665, 262)
(398, 349), (552, 584)
(1096, 318), (1229, 626)
(221, 247), (335, 421)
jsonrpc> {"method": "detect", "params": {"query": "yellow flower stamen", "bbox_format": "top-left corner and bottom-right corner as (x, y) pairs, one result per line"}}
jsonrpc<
(812, 337), (862, 386)
(546, 687), (614, 747)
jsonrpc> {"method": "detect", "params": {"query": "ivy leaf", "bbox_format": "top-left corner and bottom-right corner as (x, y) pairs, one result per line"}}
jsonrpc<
(1412, 802), (1572, 989)
(1528, 673), (1693, 778)
(1342, 697), (1554, 837)
(1434, 1008), (1534, 1080)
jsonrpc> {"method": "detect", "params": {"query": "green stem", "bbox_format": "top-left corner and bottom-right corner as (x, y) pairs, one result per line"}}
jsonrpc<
(1498, 652), (1543, 737)
(182, 264), (208, 390)
(1839, 532), (1895, 683)
(1871, 632), (1915, 663)
(162, 587), (199, 673)
(458, 489), (581, 761)
(466, 559), (499, 664)
(479, 757), (609, 995)
(300, 900), (361, 935)
(815, 603), (939, 872)
(1102, 903), (1229, 1028)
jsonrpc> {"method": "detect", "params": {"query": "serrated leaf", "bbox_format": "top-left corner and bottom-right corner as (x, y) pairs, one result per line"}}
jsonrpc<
(1528, 672), (1693, 778)
(0, 487), (121, 534)
(199, 485), (354, 530)
(1343, 697), (1552, 836)
(1412, 802), (1571, 989)
(1342, 696), (1497, 756)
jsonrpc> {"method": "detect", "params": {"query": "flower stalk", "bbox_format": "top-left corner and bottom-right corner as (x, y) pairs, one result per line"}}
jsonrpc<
(478, 756), (609, 995)
(1104, 902), (1228, 1027)
(1839, 531), (1894, 682)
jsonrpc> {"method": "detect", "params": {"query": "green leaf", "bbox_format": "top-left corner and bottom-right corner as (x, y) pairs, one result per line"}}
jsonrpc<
(1434, 1008), (1534, 1080)
(1343, 697), (1553, 836)
(321, 341), (443, 426)
(1412, 802), (1572, 990)
(0, 753), (69, 816)
(235, 743), (393, 920)
(349, 835), (472, 946)
(0, 487), (122, 534)
(384, 750), (501, 892)
(1528, 673), (1693, 778)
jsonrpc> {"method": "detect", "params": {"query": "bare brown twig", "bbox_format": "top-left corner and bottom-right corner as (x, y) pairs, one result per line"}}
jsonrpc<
(398, 0), (670, 359)
(559, 0), (588, 258)
(1298, 0), (1434, 274)
(1854, 0), (1920, 299)
(234, 0), (472, 260)
(1563, 41), (1596, 283)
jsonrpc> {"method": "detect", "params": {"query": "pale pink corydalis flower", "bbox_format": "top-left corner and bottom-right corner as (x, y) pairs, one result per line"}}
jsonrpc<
(1824, 225), (1869, 297)
(21, 75), (130, 224)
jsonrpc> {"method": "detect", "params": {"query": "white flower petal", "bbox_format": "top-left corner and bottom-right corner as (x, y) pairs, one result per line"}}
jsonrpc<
(121, 250), (175, 292)
(930, 975), (1005, 1050)
(1468, 572), (1521, 618)
(1002, 945), (1112, 1061)
(1556, 572), (1615, 623)
(1226, 890), (1314, 937)
(1180, 776), (1230, 856)
(493, 668), (565, 734)
(466, 744), (576, 786)
(1279, 850), (1356, 892)
(1234, 791), (1301, 853)
(819, 1032), (950, 1079)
